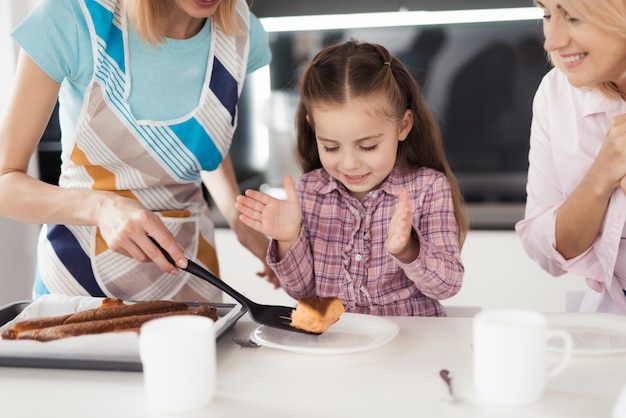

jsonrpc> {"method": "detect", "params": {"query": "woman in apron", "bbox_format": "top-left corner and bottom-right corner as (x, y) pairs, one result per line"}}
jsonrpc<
(0, 0), (274, 302)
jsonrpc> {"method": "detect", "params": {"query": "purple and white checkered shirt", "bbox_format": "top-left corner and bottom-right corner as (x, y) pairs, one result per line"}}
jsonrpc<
(268, 166), (464, 316)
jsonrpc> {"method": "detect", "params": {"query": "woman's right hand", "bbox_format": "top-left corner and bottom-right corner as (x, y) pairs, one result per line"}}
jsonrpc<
(96, 193), (188, 275)
(235, 175), (302, 247)
(592, 113), (626, 194)
(554, 113), (626, 259)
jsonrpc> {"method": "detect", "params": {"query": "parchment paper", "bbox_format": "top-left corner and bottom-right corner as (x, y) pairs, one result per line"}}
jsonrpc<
(0, 294), (242, 362)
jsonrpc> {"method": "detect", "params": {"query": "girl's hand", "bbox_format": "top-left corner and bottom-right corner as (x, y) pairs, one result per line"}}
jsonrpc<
(385, 188), (419, 263)
(235, 176), (302, 246)
(97, 193), (187, 275)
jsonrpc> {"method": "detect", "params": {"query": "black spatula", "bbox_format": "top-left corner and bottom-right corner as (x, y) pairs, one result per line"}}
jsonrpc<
(149, 237), (313, 334)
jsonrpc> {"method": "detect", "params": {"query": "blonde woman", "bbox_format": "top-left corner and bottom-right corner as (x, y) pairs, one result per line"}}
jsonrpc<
(0, 0), (276, 301)
(516, 0), (626, 313)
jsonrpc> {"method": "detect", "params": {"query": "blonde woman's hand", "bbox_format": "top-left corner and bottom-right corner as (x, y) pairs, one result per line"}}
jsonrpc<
(609, 114), (626, 195)
(97, 193), (187, 274)
(385, 188), (419, 263)
(235, 175), (302, 247)
(591, 114), (626, 195)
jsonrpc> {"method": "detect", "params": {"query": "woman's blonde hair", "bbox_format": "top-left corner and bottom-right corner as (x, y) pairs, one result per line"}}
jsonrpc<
(124, 0), (242, 45)
(547, 0), (626, 97)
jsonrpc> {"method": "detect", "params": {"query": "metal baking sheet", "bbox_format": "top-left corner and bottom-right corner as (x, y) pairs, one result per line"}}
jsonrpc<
(0, 299), (246, 372)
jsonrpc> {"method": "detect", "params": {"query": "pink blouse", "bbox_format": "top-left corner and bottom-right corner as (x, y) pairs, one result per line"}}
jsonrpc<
(267, 166), (464, 317)
(516, 68), (626, 313)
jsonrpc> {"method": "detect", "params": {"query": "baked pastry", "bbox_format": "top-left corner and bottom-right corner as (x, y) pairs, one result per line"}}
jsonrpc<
(1, 298), (218, 342)
(2, 298), (188, 336)
(63, 299), (190, 324)
(290, 296), (344, 334)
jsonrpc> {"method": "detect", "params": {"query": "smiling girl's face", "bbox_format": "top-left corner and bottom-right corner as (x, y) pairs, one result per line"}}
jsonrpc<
(309, 95), (412, 201)
(536, 0), (626, 92)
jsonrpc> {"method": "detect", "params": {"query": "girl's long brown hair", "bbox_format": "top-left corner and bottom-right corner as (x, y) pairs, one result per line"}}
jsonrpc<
(295, 40), (468, 247)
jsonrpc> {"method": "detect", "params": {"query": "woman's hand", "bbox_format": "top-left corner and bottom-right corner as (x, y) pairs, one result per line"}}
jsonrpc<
(591, 114), (626, 195)
(554, 114), (626, 259)
(235, 176), (302, 259)
(385, 188), (419, 263)
(96, 193), (187, 274)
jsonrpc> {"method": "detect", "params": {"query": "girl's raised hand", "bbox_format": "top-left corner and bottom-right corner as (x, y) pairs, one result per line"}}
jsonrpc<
(385, 187), (419, 263)
(235, 175), (302, 245)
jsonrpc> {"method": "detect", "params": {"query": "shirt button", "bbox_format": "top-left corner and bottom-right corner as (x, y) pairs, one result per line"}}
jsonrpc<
(355, 254), (362, 261)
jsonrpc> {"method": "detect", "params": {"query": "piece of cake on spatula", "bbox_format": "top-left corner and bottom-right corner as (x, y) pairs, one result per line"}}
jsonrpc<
(290, 296), (344, 334)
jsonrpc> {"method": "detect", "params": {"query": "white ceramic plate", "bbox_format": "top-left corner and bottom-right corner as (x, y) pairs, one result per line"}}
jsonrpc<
(249, 313), (400, 355)
(545, 312), (626, 356)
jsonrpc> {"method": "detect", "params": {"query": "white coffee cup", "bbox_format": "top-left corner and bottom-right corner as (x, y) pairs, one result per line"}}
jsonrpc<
(473, 309), (573, 406)
(139, 315), (216, 412)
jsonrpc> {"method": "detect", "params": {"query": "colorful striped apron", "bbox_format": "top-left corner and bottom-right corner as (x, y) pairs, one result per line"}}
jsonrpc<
(37, 0), (250, 302)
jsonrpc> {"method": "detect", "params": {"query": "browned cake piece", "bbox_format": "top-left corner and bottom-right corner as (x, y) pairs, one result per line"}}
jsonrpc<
(290, 296), (344, 334)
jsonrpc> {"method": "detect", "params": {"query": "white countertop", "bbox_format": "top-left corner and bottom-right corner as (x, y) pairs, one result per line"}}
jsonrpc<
(1, 314), (624, 418)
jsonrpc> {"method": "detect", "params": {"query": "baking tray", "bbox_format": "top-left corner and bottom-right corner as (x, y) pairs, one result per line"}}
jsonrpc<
(0, 300), (246, 372)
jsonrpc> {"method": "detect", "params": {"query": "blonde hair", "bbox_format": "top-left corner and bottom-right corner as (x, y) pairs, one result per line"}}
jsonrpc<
(546, 0), (626, 97)
(124, 0), (242, 45)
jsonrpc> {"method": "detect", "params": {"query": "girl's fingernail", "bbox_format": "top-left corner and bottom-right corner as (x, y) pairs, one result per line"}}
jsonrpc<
(170, 268), (179, 275)
(177, 259), (188, 268)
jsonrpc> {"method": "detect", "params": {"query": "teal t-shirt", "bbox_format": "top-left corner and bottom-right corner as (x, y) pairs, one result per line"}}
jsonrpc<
(12, 0), (272, 149)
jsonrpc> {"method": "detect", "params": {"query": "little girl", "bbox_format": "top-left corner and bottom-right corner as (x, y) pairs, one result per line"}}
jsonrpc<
(236, 40), (468, 316)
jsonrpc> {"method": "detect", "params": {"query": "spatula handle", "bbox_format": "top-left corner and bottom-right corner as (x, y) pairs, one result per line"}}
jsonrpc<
(148, 236), (253, 310)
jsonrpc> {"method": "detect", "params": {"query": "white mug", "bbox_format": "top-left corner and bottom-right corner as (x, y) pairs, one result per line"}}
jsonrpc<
(139, 315), (216, 412)
(473, 309), (573, 406)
